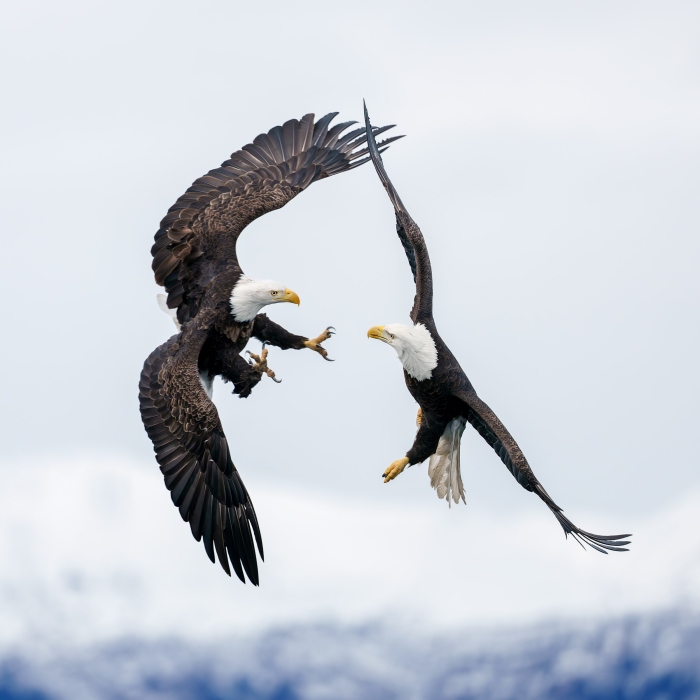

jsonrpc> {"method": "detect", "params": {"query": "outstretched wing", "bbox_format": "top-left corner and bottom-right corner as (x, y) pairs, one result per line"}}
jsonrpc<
(153, 112), (402, 326)
(139, 328), (264, 583)
(364, 102), (432, 324)
(455, 389), (632, 554)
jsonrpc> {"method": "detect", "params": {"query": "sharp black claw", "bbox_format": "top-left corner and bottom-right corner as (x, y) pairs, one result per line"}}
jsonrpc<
(323, 356), (335, 362)
(327, 326), (336, 333)
(272, 377), (282, 384)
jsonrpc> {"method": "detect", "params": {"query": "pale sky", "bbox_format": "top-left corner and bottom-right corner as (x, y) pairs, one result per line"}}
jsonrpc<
(1, 0), (699, 650)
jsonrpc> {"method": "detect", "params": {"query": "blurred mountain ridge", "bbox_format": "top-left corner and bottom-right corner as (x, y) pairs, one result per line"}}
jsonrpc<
(2, 611), (698, 699)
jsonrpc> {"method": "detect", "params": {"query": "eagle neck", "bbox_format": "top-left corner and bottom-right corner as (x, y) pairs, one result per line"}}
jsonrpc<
(396, 323), (438, 381)
(229, 276), (267, 322)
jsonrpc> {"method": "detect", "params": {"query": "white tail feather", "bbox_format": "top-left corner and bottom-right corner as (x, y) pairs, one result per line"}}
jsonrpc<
(157, 294), (181, 330)
(198, 371), (214, 400)
(428, 417), (467, 507)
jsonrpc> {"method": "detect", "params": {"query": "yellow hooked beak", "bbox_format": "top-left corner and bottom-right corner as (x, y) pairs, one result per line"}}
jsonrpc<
(367, 325), (388, 342)
(283, 288), (300, 306)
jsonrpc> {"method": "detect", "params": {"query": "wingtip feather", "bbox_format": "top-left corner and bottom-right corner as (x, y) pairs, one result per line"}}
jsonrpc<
(553, 509), (632, 554)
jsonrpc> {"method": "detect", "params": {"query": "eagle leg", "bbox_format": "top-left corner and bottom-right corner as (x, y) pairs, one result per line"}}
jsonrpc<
(246, 346), (282, 384)
(383, 457), (410, 483)
(416, 407), (423, 426)
(304, 327), (335, 361)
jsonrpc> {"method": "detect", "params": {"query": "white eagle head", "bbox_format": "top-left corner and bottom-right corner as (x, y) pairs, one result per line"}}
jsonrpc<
(367, 322), (438, 381)
(229, 276), (300, 322)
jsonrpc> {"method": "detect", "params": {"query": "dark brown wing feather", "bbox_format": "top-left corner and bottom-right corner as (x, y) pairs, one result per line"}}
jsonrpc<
(139, 328), (264, 583)
(152, 112), (402, 326)
(364, 102), (432, 324)
(455, 389), (631, 554)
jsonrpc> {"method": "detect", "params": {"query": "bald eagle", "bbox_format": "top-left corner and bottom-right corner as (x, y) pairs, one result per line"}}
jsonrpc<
(364, 104), (630, 553)
(139, 112), (400, 583)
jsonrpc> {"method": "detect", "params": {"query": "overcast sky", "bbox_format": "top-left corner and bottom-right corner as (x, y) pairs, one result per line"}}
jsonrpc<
(1, 0), (699, 656)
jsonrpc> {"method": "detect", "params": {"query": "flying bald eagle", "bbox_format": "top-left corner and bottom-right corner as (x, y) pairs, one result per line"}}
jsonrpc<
(363, 104), (630, 553)
(139, 112), (400, 584)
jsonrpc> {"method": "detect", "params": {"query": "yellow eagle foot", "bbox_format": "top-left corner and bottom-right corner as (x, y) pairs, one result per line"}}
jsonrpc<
(383, 457), (410, 483)
(246, 346), (281, 383)
(416, 407), (423, 427)
(304, 326), (335, 361)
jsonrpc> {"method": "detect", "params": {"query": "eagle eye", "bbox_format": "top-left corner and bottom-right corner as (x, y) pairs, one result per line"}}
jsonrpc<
(271, 291), (278, 296)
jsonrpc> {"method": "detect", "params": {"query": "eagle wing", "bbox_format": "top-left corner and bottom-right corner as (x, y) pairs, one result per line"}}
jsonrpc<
(153, 112), (401, 326)
(455, 388), (631, 553)
(364, 102), (432, 324)
(139, 321), (265, 583)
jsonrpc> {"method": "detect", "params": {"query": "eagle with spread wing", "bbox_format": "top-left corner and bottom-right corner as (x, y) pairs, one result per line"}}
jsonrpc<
(364, 103), (630, 553)
(139, 112), (400, 583)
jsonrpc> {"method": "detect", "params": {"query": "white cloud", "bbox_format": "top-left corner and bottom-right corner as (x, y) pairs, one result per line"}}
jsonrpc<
(1, 454), (698, 653)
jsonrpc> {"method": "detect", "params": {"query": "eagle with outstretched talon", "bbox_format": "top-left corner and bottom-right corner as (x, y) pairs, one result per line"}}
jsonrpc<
(139, 111), (401, 583)
(363, 103), (630, 554)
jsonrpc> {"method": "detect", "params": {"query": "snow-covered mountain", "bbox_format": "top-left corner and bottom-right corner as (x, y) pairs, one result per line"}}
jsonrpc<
(2, 613), (699, 699)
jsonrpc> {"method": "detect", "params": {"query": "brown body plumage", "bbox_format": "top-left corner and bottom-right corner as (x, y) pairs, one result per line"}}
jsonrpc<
(139, 112), (400, 583)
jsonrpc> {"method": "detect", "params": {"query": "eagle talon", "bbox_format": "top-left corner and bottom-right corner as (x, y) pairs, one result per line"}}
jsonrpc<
(246, 347), (281, 383)
(304, 326), (336, 360)
(383, 457), (410, 483)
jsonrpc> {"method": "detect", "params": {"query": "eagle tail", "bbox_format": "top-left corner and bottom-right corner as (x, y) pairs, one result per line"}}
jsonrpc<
(157, 294), (181, 330)
(428, 417), (467, 507)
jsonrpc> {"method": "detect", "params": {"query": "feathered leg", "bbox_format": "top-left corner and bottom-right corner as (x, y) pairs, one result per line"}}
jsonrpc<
(252, 314), (335, 360)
